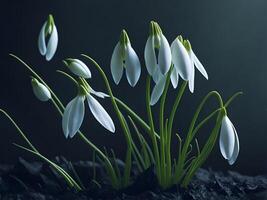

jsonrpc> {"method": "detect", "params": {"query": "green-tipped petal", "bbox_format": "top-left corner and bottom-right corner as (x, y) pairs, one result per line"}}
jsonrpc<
(125, 44), (141, 87)
(111, 42), (124, 85)
(87, 95), (115, 133)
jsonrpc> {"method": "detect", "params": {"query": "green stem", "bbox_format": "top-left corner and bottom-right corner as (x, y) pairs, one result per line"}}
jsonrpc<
(13, 143), (81, 190)
(224, 91), (243, 108)
(146, 76), (161, 183)
(159, 72), (171, 187)
(166, 81), (187, 185)
(181, 109), (225, 187)
(81, 54), (132, 187)
(0, 109), (38, 153)
(174, 91), (224, 183)
(0, 109), (81, 190)
(114, 97), (160, 139)
(9, 54), (119, 188)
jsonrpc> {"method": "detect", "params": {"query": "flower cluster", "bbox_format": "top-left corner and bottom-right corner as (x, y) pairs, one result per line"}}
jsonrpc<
(6, 15), (241, 192)
(34, 16), (240, 166)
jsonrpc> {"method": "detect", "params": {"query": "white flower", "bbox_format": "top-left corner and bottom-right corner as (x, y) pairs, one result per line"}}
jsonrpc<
(31, 78), (51, 101)
(62, 86), (115, 138)
(219, 115), (240, 165)
(144, 21), (171, 106)
(111, 30), (141, 87)
(171, 36), (208, 93)
(38, 14), (58, 61)
(144, 21), (171, 76)
(64, 59), (92, 79)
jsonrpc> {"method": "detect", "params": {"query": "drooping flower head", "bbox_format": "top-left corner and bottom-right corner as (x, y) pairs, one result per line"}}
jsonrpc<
(219, 115), (240, 165)
(144, 21), (172, 106)
(38, 14), (58, 61)
(31, 78), (51, 102)
(111, 30), (141, 87)
(63, 59), (92, 79)
(62, 61), (115, 138)
(171, 35), (208, 92)
(144, 21), (172, 78)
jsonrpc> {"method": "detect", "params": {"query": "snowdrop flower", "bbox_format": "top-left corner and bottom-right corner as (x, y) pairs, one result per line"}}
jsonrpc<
(144, 21), (171, 76)
(171, 36), (208, 92)
(219, 115), (240, 165)
(63, 59), (91, 79)
(31, 78), (51, 101)
(144, 21), (171, 106)
(62, 85), (115, 138)
(111, 30), (141, 87)
(38, 14), (58, 61)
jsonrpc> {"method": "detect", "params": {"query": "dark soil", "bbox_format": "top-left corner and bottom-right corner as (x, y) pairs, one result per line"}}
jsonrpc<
(0, 157), (266, 200)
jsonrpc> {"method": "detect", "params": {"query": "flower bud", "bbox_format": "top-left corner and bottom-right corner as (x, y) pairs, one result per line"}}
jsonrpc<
(31, 78), (51, 102)
(64, 59), (91, 79)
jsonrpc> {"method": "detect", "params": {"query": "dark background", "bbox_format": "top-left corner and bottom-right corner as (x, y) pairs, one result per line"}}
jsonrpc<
(0, 0), (266, 176)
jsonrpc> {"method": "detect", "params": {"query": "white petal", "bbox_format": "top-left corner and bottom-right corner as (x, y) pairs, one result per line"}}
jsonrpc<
(125, 44), (141, 87)
(68, 59), (91, 78)
(171, 39), (193, 81)
(170, 67), (179, 89)
(87, 95), (115, 133)
(219, 116), (235, 160)
(228, 123), (239, 165)
(188, 62), (195, 93)
(111, 42), (124, 85)
(158, 34), (171, 75)
(32, 81), (51, 101)
(144, 36), (157, 76)
(191, 50), (208, 80)
(62, 96), (85, 138)
(38, 22), (47, 56)
(62, 99), (73, 138)
(150, 76), (166, 106)
(152, 67), (164, 84)
(90, 89), (109, 98)
(45, 24), (58, 61)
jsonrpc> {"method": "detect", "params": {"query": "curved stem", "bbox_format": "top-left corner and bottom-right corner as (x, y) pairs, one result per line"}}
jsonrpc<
(9, 54), (65, 111)
(9, 54), (119, 188)
(0, 109), (38, 153)
(81, 54), (132, 187)
(174, 91), (224, 183)
(114, 97), (160, 139)
(0, 109), (81, 190)
(56, 70), (79, 86)
(224, 91), (243, 108)
(181, 109), (225, 187)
